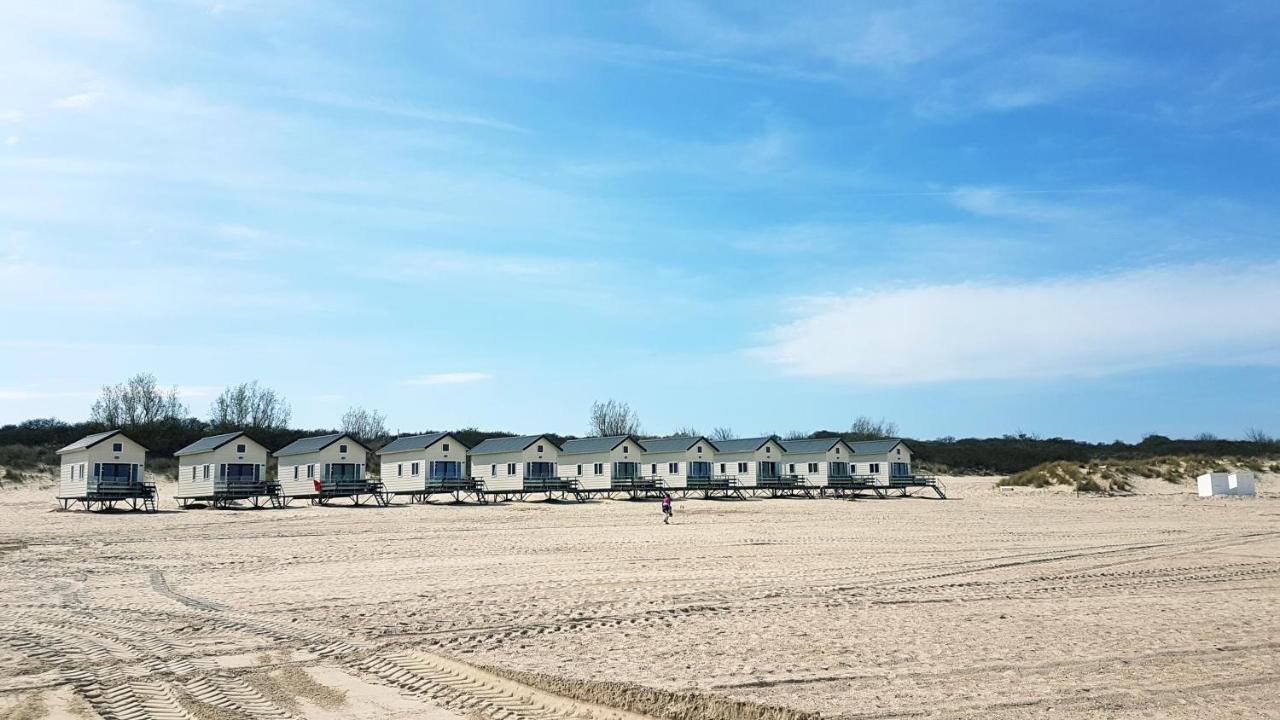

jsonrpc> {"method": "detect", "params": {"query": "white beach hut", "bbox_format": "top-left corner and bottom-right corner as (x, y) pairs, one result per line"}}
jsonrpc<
(469, 435), (560, 493)
(559, 435), (643, 491)
(1198, 471), (1256, 497)
(56, 430), (154, 511)
(274, 433), (377, 503)
(779, 437), (854, 488)
(712, 437), (785, 489)
(377, 432), (468, 498)
(847, 439), (914, 482)
(638, 435), (715, 489)
(174, 431), (272, 508)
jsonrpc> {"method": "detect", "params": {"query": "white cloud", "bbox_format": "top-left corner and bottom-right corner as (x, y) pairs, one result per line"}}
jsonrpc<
(752, 262), (1280, 384)
(4, 136), (17, 145)
(0, 111), (21, 123)
(949, 187), (1083, 222)
(402, 372), (492, 386)
(53, 91), (105, 110)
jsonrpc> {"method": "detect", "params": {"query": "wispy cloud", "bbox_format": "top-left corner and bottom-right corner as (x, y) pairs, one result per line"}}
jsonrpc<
(53, 91), (105, 110)
(402, 372), (492, 386)
(751, 262), (1280, 384)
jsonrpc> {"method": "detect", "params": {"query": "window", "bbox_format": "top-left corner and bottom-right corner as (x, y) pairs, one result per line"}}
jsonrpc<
(870, 463), (880, 474)
(490, 464), (496, 476)
(719, 463), (726, 473)
(339, 444), (348, 454)
(507, 463), (516, 475)
(788, 463), (795, 473)
(668, 462), (678, 474)
(293, 466), (298, 479)
(738, 462), (748, 473)
(622, 445), (629, 454)
(537, 444), (544, 453)
(397, 463), (403, 477)
(594, 463), (604, 475)
(651, 463), (657, 475)
(412, 462), (420, 476)
(697, 445), (702, 454)
(577, 464), (583, 476)
(808, 463), (819, 474)
(112, 442), (123, 452)
(765, 446), (771, 454)
(307, 464), (315, 478)
(203, 464), (210, 479)
(443, 443), (450, 452)
(236, 444), (246, 453)
(835, 446), (841, 454)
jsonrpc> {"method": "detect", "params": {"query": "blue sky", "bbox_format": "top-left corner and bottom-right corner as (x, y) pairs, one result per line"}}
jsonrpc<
(2, 1), (1278, 441)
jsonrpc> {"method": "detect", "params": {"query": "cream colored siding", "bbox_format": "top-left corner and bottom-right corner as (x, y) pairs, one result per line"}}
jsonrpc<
(715, 439), (784, 488)
(378, 434), (466, 494)
(561, 439), (641, 491)
(472, 437), (558, 492)
(781, 442), (851, 487)
(277, 435), (367, 498)
(177, 436), (269, 499)
(639, 440), (713, 489)
(59, 433), (146, 497)
(849, 442), (912, 482)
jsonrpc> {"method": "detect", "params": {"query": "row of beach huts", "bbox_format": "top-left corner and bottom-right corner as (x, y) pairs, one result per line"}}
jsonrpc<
(55, 429), (942, 512)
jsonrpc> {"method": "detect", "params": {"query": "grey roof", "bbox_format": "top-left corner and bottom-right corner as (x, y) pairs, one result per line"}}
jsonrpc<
(560, 435), (633, 456)
(780, 437), (848, 454)
(469, 434), (559, 456)
(846, 438), (905, 455)
(639, 436), (708, 454)
(274, 433), (366, 457)
(378, 432), (465, 455)
(59, 430), (147, 453)
(711, 437), (774, 453)
(174, 431), (248, 457)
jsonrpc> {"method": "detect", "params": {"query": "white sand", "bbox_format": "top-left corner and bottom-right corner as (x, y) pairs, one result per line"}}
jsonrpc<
(0, 475), (1277, 719)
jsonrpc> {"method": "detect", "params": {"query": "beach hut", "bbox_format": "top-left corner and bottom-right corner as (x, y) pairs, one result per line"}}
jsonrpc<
(638, 435), (715, 489)
(173, 431), (274, 508)
(377, 432), (469, 500)
(779, 437), (854, 488)
(712, 436), (785, 489)
(559, 435), (643, 492)
(56, 430), (155, 512)
(847, 438), (914, 482)
(469, 435), (561, 496)
(274, 433), (380, 505)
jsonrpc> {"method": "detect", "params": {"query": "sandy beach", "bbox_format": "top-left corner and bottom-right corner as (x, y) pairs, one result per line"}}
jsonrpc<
(1, 476), (1277, 720)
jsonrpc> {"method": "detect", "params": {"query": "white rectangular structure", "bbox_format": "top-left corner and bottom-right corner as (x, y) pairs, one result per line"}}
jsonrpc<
(559, 435), (643, 491)
(712, 437), (786, 488)
(469, 435), (560, 492)
(377, 432), (468, 494)
(57, 430), (147, 498)
(638, 436), (715, 489)
(174, 431), (269, 502)
(1200, 471), (1256, 497)
(847, 439), (914, 483)
(779, 437), (854, 488)
(274, 433), (369, 498)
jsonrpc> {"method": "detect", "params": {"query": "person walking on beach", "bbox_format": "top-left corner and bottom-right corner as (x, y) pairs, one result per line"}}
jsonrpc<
(661, 492), (673, 524)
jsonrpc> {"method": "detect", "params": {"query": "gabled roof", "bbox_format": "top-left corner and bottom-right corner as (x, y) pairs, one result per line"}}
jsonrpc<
(560, 435), (636, 456)
(639, 436), (710, 454)
(174, 431), (256, 457)
(59, 430), (147, 453)
(780, 437), (849, 455)
(711, 436), (776, 453)
(469, 434), (560, 456)
(273, 433), (367, 458)
(378, 432), (466, 455)
(846, 438), (905, 455)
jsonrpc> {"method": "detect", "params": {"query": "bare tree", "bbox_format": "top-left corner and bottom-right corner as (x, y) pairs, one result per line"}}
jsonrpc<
(1194, 431), (1219, 441)
(341, 406), (388, 444)
(89, 373), (187, 426)
(784, 430), (810, 440)
(672, 426), (700, 437)
(1244, 427), (1276, 444)
(589, 399), (641, 437)
(209, 381), (291, 429)
(710, 426), (736, 441)
(847, 416), (898, 441)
